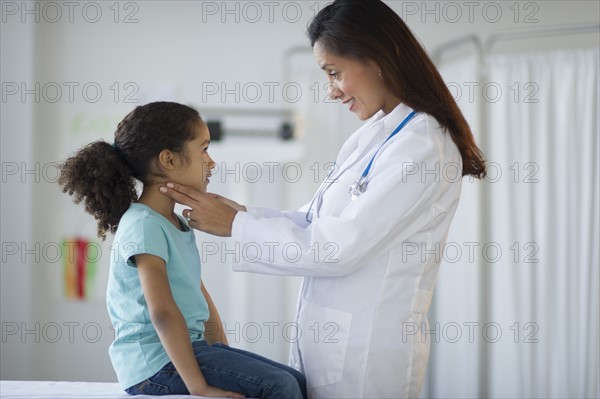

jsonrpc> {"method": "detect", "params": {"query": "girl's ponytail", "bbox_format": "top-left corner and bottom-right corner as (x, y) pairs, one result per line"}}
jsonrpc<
(58, 141), (138, 240)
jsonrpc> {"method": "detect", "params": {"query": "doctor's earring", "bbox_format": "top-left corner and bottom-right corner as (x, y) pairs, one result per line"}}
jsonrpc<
(379, 70), (383, 80)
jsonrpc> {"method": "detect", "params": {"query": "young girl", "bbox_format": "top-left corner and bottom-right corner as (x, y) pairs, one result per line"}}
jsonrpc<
(59, 102), (306, 398)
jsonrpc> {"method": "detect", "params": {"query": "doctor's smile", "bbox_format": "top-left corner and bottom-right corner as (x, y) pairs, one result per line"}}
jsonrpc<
(316, 40), (403, 121)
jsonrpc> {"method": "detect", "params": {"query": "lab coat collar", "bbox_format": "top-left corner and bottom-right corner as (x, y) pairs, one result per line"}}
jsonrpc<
(335, 108), (387, 167)
(335, 103), (415, 170)
(381, 102), (415, 138)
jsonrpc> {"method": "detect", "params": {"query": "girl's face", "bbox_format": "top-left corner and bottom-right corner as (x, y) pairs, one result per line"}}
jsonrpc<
(313, 41), (401, 120)
(171, 119), (215, 193)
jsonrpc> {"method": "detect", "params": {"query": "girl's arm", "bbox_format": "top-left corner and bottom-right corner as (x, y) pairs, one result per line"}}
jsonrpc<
(201, 282), (228, 345)
(136, 254), (242, 398)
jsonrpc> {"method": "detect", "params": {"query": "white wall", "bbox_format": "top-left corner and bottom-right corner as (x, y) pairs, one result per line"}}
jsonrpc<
(1, 11), (35, 380)
(1, 0), (598, 384)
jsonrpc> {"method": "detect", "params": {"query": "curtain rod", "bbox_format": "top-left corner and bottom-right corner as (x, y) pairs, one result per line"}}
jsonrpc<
(485, 22), (600, 54)
(282, 23), (599, 73)
(431, 34), (483, 64)
(432, 23), (599, 62)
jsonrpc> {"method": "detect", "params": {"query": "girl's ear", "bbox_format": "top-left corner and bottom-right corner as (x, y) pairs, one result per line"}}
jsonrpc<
(157, 149), (179, 171)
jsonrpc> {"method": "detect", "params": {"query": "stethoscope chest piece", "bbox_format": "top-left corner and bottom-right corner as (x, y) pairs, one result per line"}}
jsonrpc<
(349, 178), (368, 201)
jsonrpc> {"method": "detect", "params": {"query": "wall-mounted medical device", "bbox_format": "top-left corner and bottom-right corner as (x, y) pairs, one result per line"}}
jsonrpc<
(198, 107), (294, 141)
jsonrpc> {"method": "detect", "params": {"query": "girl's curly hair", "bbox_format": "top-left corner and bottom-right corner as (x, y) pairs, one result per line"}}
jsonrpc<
(58, 102), (200, 239)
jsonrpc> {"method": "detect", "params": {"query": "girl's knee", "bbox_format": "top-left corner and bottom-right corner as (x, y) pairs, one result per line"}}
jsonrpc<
(272, 372), (304, 399)
(287, 368), (307, 397)
(291, 368), (306, 385)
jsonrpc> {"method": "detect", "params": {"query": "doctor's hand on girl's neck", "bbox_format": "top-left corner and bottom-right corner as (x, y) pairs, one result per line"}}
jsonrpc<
(313, 40), (402, 121)
(137, 119), (215, 228)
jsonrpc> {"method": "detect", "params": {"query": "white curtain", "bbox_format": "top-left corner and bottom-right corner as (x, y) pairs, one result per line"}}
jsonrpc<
(427, 47), (599, 398)
(485, 47), (599, 398)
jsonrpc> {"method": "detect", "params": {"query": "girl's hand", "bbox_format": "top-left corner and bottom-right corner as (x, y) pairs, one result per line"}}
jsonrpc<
(190, 384), (245, 398)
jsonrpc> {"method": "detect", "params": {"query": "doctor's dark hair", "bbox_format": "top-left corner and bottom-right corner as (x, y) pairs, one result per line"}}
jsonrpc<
(58, 102), (201, 240)
(308, 0), (486, 178)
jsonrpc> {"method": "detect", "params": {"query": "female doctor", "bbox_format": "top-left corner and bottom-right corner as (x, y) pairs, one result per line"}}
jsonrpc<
(160, 0), (486, 397)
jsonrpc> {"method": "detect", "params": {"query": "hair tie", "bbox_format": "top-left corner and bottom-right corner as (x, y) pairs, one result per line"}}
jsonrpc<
(111, 142), (124, 160)
(109, 142), (135, 175)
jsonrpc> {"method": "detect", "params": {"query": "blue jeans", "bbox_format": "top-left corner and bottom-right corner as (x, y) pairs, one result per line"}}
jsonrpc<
(125, 340), (306, 399)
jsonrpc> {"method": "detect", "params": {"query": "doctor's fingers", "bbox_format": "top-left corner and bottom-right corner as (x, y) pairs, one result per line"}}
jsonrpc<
(182, 209), (206, 232)
(159, 182), (203, 207)
(209, 193), (247, 212)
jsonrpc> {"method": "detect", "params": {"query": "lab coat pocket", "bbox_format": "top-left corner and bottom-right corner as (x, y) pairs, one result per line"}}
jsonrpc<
(298, 298), (353, 388)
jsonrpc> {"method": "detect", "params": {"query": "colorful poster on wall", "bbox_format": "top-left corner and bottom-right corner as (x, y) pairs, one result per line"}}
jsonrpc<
(62, 238), (98, 300)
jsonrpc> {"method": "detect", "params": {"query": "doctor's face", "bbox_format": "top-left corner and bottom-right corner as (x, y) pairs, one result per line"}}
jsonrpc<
(313, 41), (401, 120)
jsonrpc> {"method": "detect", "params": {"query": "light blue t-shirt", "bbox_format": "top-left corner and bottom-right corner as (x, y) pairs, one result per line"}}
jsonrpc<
(107, 203), (209, 389)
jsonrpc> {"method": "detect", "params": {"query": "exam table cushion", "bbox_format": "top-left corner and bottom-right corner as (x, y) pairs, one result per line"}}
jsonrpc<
(0, 380), (239, 399)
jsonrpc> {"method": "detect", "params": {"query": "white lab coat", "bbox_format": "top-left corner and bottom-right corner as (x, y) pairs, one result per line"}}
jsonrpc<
(230, 103), (463, 398)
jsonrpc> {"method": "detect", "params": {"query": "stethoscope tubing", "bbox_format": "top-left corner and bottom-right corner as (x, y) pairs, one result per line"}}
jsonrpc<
(305, 110), (418, 223)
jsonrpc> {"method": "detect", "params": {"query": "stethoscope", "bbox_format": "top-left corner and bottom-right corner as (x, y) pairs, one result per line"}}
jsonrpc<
(305, 110), (418, 223)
